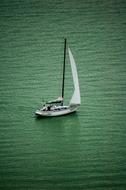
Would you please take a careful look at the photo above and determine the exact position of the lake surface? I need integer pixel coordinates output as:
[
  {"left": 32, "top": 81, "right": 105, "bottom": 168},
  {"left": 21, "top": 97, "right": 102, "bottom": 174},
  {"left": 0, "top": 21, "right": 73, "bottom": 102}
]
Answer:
[{"left": 0, "top": 0, "right": 126, "bottom": 189}]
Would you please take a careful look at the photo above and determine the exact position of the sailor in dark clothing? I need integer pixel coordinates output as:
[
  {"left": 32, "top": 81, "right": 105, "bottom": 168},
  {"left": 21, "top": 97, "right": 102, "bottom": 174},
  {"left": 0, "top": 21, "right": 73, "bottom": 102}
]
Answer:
[{"left": 47, "top": 105, "right": 51, "bottom": 111}]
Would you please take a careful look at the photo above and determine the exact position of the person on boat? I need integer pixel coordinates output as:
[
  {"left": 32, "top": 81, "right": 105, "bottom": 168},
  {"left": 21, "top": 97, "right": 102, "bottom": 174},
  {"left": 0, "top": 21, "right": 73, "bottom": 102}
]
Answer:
[{"left": 47, "top": 105, "right": 51, "bottom": 111}]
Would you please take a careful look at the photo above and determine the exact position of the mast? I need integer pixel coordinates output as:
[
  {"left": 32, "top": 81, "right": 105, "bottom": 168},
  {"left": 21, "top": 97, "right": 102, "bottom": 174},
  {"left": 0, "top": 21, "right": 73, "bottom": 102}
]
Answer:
[{"left": 61, "top": 38, "right": 67, "bottom": 102}]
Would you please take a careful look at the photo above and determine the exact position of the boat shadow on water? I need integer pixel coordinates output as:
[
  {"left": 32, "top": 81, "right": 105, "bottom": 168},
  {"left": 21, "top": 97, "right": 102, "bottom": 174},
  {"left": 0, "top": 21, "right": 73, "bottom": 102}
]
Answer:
[
  {"left": 34, "top": 111, "right": 81, "bottom": 129},
  {"left": 34, "top": 111, "right": 82, "bottom": 150},
  {"left": 34, "top": 112, "right": 82, "bottom": 140}
]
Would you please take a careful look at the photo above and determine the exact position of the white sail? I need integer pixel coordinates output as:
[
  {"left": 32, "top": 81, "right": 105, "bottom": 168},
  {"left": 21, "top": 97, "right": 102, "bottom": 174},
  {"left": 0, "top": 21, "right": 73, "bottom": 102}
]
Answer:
[{"left": 68, "top": 47, "right": 81, "bottom": 105}]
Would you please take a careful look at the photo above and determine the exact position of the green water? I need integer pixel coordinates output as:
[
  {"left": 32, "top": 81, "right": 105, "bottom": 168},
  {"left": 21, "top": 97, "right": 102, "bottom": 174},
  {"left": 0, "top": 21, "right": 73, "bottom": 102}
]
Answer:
[{"left": 0, "top": 0, "right": 126, "bottom": 189}]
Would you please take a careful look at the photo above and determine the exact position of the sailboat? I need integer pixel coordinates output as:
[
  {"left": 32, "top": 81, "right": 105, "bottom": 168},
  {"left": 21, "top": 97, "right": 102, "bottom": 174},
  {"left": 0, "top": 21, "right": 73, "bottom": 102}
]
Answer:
[{"left": 35, "top": 38, "right": 81, "bottom": 117}]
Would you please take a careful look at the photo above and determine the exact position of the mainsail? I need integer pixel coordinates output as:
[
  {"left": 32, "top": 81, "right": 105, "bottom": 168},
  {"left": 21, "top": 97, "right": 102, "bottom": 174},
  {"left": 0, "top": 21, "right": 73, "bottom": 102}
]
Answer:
[{"left": 68, "top": 47, "right": 81, "bottom": 105}]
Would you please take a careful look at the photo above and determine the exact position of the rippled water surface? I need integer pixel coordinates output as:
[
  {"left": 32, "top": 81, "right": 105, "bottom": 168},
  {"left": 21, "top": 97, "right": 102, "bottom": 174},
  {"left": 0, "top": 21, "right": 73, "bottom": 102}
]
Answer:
[{"left": 0, "top": 0, "right": 126, "bottom": 189}]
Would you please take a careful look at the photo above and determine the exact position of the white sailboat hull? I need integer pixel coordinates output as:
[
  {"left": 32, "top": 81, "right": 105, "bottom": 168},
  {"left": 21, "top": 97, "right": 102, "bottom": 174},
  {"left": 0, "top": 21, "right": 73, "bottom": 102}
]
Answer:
[{"left": 35, "top": 105, "right": 78, "bottom": 117}]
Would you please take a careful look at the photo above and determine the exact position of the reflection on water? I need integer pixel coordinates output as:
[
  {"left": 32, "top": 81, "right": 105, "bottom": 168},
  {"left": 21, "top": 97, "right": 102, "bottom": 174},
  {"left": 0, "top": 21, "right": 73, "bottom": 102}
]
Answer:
[{"left": 35, "top": 111, "right": 81, "bottom": 137}]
